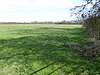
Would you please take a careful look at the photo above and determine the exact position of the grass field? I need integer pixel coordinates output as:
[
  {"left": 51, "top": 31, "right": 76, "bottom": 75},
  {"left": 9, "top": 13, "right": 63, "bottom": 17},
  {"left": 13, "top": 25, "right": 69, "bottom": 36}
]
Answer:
[{"left": 0, "top": 24, "right": 100, "bottom": 75}]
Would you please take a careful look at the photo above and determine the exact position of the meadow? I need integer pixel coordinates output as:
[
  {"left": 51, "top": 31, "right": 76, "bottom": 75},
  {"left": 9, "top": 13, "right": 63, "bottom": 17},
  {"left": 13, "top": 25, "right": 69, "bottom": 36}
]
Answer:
[{"left": 0, "top": 24, "right": 100, "bottom": 75}]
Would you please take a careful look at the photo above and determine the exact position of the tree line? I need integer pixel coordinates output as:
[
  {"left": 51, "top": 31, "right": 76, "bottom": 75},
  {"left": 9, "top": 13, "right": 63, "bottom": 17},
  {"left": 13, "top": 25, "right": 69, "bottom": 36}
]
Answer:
[{"left": 0, "top": 20, "right": 82, "bottom": 24}]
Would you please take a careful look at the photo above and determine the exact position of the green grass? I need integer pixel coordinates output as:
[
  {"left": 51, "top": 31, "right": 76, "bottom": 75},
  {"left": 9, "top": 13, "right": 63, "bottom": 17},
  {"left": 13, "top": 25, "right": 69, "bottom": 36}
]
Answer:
[{"left": 0, "top": 24, "right": 100, "bottom": 75}]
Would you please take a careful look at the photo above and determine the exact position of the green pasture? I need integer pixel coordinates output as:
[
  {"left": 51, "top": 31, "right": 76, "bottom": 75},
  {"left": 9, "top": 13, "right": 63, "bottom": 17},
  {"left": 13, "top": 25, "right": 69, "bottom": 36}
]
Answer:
[{"left": 0, "top": 24, "right": 100, "bottom": 75}]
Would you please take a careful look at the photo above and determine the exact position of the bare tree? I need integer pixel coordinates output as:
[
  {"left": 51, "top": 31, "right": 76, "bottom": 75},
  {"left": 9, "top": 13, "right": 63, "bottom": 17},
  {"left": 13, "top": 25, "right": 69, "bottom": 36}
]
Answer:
[
  {"left": 71, "top": 0, "right": 100, "bottom": 42},
  {"left": 70, "top": 0, "right": 100, "bottom": 59}
]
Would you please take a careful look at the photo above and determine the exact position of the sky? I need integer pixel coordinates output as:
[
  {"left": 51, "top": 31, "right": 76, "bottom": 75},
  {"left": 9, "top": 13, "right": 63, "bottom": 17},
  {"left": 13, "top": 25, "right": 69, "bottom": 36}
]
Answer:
[{"left": 0, "top": 0, "right": 83, "bottom": 22}]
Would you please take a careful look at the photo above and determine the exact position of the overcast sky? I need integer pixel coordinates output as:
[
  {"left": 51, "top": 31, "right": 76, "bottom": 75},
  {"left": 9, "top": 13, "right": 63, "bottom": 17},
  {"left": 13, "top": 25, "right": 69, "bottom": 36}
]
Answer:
[{"left": 0, "top": 0, "right": 83, "bottom": 22}]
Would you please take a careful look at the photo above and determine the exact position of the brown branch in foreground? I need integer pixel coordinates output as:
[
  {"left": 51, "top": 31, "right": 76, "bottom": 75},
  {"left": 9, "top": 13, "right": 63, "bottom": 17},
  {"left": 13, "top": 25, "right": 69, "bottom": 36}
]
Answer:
[
  {"left": 47, "top": 64, "right": 66, "bottom": 75},
  {"left": 29, "top": 62, "right": 56, "bottom": 75}
]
